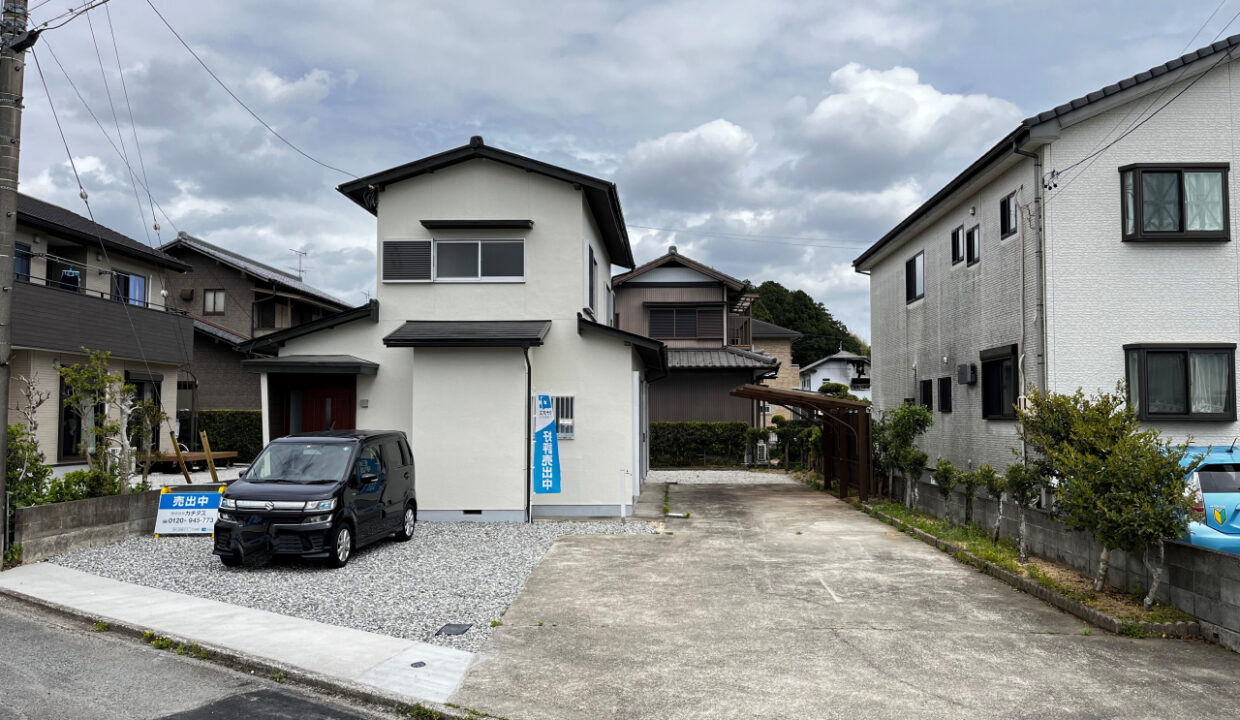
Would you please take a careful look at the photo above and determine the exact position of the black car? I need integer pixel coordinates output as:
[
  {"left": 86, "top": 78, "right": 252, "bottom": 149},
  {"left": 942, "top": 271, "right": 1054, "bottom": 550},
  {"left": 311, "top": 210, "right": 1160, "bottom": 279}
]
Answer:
[{"left": 213, "top": 430, "right": 416, "bottom": 568}]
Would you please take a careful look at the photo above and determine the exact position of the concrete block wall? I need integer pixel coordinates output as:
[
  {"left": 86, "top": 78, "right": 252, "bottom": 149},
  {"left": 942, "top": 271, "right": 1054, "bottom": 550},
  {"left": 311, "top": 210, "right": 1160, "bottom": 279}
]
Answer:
[
  {"left": 11, "top": 485, "right": 225, "bottom": 562},
  {"left": 894, "top": 476, "right": 1240, "bottom": 651}
]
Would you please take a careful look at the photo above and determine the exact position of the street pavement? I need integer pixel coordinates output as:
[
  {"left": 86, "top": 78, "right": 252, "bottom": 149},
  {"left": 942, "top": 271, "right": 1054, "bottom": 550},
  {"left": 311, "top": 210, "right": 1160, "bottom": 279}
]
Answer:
[
  {"left": 452, "top": 481, "right": 1240, "bottom": 719},
  {"left": 0, "top": 598, "right": 393, "bottom": 720}
]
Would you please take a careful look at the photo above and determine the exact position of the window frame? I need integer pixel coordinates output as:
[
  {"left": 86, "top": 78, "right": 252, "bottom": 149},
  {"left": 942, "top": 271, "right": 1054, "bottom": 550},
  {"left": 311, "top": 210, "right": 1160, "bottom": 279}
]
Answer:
[
  {"left": 905, "top": 252, "right": 925, "bottom": 304},
  {"left": 1119, "top": 163, "right": 1230, "bottom": 242},
  {"left": 980, "top": 344, "right": 1018, "bottom": 420},
  {"left": 966, "top": 225, "right": 981, "bottom": 266},
  {"left": 999, "top": 192, "right": 1018, "bottom": 239},
  {"left": 203, "top": 288, "right": 225, "bottom": 316},
  {"left": 381, "top": 239, "right": 433, "bottom": 283},
  {"left": 433, "top": 239, "right": 525, "bottom": 282},
  {"left": 550, "top": 395, "right": 575, "bottom": 439},
  {"left": 918, "top": 378, "right": 933, "bottom": 410},
  {"left": 14, "top": 242, "right": 30, "bottom": 281},
  {"left": 1124, "top": 343, "right": 1236, "bottom": 422},
  {"left": 950, "top": 226, "right": 965, "bottom": 265},
  {"left": 648, "top": 307, "right": 723, "bottom": 340},
  {"left": 937, "top": 376, "right": 953, "bottom": 413}
]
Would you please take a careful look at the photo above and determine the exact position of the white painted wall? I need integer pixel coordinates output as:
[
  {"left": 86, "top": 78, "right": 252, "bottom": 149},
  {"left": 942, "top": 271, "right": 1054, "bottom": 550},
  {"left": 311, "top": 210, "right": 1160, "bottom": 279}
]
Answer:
[
  {"left": 637, "top": 266, "right": 716, "bottom": 284},
  {"left": 801, "top": 359, "right": 872, "bottom": 402}
]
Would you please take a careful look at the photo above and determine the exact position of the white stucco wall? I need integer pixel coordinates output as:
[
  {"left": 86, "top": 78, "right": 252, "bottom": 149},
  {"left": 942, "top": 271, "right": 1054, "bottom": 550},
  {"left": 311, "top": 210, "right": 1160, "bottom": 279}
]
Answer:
[{"left": 801, "top": 360, "right": 872, "bottom": 402}]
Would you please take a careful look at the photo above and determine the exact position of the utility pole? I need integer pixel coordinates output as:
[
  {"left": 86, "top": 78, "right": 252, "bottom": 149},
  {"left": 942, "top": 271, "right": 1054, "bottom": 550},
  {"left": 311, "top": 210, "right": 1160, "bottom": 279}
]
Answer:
[{"left": 0, "top": 0, "right": 32, "bottom": 564}]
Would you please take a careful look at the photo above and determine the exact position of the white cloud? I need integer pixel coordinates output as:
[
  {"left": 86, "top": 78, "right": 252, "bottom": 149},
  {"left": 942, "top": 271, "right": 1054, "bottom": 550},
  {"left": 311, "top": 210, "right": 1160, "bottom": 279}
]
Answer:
[
  {"left": 619, "top": 119, "right": 757, "bottom": 212},
  {"left": 244, "top": 68, "right": 333, "bottom": 104}
]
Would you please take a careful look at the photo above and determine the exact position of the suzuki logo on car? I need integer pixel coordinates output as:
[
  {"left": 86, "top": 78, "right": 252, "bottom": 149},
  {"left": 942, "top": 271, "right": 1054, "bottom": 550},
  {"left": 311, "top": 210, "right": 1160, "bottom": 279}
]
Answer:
[{"left": 264, "top": 501, "right": 274, "bottom": 511}]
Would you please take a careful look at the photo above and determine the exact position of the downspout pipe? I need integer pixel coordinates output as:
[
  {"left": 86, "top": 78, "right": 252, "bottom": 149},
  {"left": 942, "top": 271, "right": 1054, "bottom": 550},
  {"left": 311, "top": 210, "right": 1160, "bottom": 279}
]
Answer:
[
  {"left": 1013, "top": 141, "right": 1047, "bottom": 395},
  {"left": 523, "top": 346, "right": 532, "bottom": 523}
]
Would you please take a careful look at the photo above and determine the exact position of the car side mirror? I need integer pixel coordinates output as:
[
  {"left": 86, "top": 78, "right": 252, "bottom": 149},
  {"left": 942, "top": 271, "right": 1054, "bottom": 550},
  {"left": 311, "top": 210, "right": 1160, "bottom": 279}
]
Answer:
[
  {"left": 360, "top": 472, "right": 380, "bottom": 484},
  {"left": 238, "top": 468, "right": 248, "bottom": 479}
]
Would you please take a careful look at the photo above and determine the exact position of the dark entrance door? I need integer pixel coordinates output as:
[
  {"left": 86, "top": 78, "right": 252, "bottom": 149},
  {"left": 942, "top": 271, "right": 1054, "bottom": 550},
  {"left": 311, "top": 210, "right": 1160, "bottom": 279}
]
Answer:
[{"left": 268, "top": 374, "right": 357, "bottom": 438}]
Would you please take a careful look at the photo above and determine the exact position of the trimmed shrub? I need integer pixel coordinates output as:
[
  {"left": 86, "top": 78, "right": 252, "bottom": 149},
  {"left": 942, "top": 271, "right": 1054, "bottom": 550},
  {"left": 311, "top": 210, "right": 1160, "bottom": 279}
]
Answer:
[
  {"left": 197, "top": 410, "right": 263, "bottom": 462},
  {"left": 43, "top": 468, "right": 123, "bottom": 503},
  {"left": 650, "top": 421, "right": 750, "bottom": 467},
  {"left": 7, "top": 424, "right": 52, "bottom": 508}
]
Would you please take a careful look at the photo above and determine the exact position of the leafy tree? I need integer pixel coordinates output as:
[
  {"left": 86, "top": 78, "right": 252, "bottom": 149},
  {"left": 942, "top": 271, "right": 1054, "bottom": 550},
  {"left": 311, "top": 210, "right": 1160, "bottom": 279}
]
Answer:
[
  {"left": 960, "top": 465, "right": 995, "bottom": 526},
  {"left": 981, "top": 465, "right": 1008, "bottom": 543},
  {"left": 818, "top": 381, "right": 860, "bottom": 401},
  {"left": 750, "top": 280, "right": 867, "bottom": 367},
  {"left": 58, "top": 350, "right": 136, "bottom": 489},
  {"left": 1003, "top": 462, "right": 1045, "bottom": 562},
  {"left": 931, "top": 458, "right": 960, "bottom": 522},
  {"left": 6, "top": 424, "right": 52, "bottom": 508},
  {"left": 872, "top": 404, "right": 932, "bottom": 507}
]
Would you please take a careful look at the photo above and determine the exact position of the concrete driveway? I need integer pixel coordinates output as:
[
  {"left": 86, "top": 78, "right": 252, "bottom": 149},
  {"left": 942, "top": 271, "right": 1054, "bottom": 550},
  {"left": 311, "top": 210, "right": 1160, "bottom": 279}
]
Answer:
[{"left": 453, "top": 480, "right": 1240, "bottom": 719}]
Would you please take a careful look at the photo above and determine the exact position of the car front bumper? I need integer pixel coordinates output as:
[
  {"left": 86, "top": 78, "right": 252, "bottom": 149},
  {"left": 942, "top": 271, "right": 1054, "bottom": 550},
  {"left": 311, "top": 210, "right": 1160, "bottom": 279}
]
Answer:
[{"left": 213, "top": 512, "right": 336, "bottom": 559}]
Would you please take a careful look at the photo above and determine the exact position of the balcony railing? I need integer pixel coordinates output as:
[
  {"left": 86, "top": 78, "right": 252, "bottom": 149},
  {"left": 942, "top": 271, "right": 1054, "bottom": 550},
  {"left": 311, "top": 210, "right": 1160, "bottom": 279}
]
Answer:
[{"left": 727, "top": 313, "right": 751, "bottom": 347}]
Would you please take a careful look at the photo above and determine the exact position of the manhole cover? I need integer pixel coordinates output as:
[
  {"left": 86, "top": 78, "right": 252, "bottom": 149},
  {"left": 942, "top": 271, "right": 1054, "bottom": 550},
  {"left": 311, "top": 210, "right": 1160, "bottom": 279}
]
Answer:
[
  {"left": 437, "top": 623, "right": 471, "bottom": 636},
  {"left": 410, "top": 661, "right": 426, "bottom": 669}
]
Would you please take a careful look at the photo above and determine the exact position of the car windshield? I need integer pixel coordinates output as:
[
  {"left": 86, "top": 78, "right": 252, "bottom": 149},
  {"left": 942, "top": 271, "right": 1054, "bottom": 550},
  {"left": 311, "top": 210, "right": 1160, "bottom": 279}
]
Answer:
[
  {"left": 1195, "top": 464, "right": 1240, "bottom": 494},
  {"left": 247, "top": 442, "right": 354, "bottom": 484}
]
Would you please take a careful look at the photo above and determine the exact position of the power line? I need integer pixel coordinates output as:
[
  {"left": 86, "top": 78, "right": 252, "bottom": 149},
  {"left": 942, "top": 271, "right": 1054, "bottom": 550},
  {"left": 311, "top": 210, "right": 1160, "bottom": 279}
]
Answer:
[
  {"left": 143, "top": 0, "right": 357, "bottom": 179},
  {"left": 30, "top": 0, "right": 110, "bottom": 31},
  {"left": 104, "top": 3, "right": 161, "bottom": 243},
  {"left": 626, "top": 224, "right": 869, "bottom": 249}
]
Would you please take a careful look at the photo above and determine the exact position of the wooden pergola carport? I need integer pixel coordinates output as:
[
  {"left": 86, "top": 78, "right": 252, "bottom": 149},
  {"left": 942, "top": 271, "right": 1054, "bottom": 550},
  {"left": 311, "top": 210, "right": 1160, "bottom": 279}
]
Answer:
[{"left": 730, "top": 384, "right": 872, "bottom": 502}]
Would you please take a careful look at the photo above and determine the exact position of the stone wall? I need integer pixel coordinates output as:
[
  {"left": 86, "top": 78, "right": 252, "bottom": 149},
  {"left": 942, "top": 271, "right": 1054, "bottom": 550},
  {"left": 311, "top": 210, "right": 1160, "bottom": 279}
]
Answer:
[
  {"left": 753, "top": 338, "right": 799, "bottom": 421},
  {"left": 893, "top": 475, "right": 1240, "bottom": 652},
  {"left": 12, "top": 485, "right": 225, "bottom": 562}
]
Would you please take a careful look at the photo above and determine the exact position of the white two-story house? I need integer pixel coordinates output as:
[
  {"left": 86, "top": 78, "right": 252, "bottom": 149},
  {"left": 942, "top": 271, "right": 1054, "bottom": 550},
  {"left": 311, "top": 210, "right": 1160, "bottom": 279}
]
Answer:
[
  {"left": 799, "top": 350, "right": 872, "bottom": 402},
  {"left": 240, "top": 137, "right": 666, "bottom": 521},
  {"left": 855, "top": 34, "right": 1240, "bottom": 471}
]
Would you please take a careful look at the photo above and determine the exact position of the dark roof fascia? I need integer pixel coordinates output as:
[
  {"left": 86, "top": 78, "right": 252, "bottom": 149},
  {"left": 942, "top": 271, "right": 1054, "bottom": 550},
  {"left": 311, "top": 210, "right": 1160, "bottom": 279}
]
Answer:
[
  {"left": 751, "top": 319, "right": 802, "bottom": 340},
  {"left": 338, "top": 139, "right": 634, "bottom": 268},
  {"left": 854, "top": 33, "right": 1240, "bottom": 271},
  {"left": 643, "top": 300, "right": 728, "bottom": 308},
  {"left": 382, "top": 320, "right": 552, "bottom": 348},
  {"left": 238, "top": 300, "right": 379, "bottom": 353},
  {"left": 240, "top": 355, "right": 379, "bottom": 375},
  {"left": 420, "top": 219, "right": 534, "bottom": 230},
  {"left": 576, "top": 313, "right": 668, "bottom": 381},
  {"left": 18, "top": 205, "right": 190, "bottom": 272},
  {"left": 612, "top": 251, "right": 747, "bottom": 292}
]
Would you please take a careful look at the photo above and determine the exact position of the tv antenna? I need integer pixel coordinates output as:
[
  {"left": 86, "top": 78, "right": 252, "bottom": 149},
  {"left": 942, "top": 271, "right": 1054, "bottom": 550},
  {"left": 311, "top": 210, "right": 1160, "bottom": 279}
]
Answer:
[{"left": 288, "top": 248, "right": 307, "bottom": 280}]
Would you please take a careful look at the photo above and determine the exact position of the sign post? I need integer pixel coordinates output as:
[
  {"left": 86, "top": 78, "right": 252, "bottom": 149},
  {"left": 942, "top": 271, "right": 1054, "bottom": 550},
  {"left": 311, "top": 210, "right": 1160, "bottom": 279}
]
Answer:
[{"left": 532, "top": 394, "right": 560, "bottom": 496}]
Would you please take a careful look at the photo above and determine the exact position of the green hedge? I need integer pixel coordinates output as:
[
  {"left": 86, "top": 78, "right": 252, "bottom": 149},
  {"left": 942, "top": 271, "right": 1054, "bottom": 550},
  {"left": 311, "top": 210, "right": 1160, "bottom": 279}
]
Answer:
[
  {"left": 197, "top": 410, "right": 263, "bottom": 462},
  {"left": 650, "top": 421, "right": 750, "bottom": 467}
]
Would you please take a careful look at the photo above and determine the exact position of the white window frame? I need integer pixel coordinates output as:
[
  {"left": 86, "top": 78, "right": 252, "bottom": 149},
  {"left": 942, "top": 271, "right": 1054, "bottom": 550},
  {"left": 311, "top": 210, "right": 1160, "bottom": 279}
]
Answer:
[{"left": 433, "top": 238, "right": 525, "bottom": 283}]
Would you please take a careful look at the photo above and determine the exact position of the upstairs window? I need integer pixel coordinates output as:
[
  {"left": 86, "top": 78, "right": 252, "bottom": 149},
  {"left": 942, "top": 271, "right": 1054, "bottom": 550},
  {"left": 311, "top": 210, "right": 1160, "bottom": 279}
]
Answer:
[
  {"left": 588, "top": 246, "right": 597, "bottom": 313},
  {"left": 918, "top": 379, "right": 933, "bottom": 410},
  {"left": 111, "top": 272, "right": 147, "bottom": 307},
  {"left": 999, "top": 192, "right": 1018, "bottom": 238},
  {"left": 1125, "top": 344, "right": 1235, "bottom": 421},
  {"left": 966, "top": 226, "right": 981, "bottom": 266},
  {"left": 905, "top": 252, "right": 924, "bottom": 303},
  {"left": 203, "top": 288, "right": 225, "bottom": 315},
  {"left": 938, "top": 376, "right": 953, "bottom": 413},
  {"left": 14, "top": 242, "right": 30, "bottom": 280},
  {"left": 649, "top": 307, "right": 723, "bottom": 339},
  {"left": 950, "top": 226, "right": 965, "bottom": 265},
  {"left": 436, "top": 240, "right": 524, "bottom": 281},
  {"left": 1121, "top": 164, "right": 1229, "bottom": 241}
]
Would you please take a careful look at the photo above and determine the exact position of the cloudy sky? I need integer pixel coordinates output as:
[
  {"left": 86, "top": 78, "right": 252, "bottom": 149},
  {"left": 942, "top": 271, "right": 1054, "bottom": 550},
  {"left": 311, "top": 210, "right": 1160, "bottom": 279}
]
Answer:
[{"left": 19, "top": 0, "right": 1240, "bottom": 340}]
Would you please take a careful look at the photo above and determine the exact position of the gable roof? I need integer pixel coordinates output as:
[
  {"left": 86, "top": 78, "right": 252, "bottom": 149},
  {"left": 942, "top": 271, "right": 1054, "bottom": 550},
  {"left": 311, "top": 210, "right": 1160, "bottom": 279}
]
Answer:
[
  {"left": 237, "top": 299, "right": 379, "bottom": 353},
  {"left": 854, "top": 33, "right": 1240, "bottom": 271},
  {"left": 611, "top": 246, "right": 748, "bottom": 292},
  {"left": 338, "top": 136, "right": 634, "bottom": 268},
  {"left": 800, "top": 350, "right": 871, "bottom": 375},
  {"left": 160, "top": 233, "right": 349, "bottom": 310},
  {"left": 18, "top": 194, "right": 189, "bottom": 272},
  {"left": 751, "top": 319, "right": 801, "bottom": 340}
]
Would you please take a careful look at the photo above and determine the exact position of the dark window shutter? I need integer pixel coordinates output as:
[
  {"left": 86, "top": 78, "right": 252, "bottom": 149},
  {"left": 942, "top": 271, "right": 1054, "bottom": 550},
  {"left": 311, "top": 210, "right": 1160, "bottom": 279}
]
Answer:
[
  {"left": 650, "top": 309, "right": 675, "bottom": 337},
  {"left": 674, "top": 308, "right": 698, "bottom": 337},
  {"left": 697, "top": 309, "right": 723, "bottom": 338},
  {"left": 383, "top": 240, "right": 432, "bottom": 281},
  {"left": 938, "top": 376, "right": 952, "bottom": 413}
]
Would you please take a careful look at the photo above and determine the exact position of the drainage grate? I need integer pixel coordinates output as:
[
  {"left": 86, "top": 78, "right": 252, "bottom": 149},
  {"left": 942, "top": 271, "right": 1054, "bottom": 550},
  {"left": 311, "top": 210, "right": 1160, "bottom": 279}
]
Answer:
[
  {"left": 436, "top": 623, "right": 471, "bottom": 636},
  {"left": 410, "top": 661, "right": 427, "bottom": 669}
]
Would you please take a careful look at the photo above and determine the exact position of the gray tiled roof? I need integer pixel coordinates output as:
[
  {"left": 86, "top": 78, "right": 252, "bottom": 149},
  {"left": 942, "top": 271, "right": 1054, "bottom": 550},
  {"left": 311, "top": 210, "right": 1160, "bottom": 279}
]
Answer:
[
  {"left": 668, "top": 347, "right": 779, "bottom": 369},
  {"left": 18, "top": 194, "right": 189, "bottom": 271},
  {"left": 193, "top": 318, "right": 248, "bottom": 346},
  {"left": 161, "top": 233, "right": 349, "bottom": 309},
  {"left": 384, "top": 320, "right": 552, "bottom": 347},
  {"left": 751, "top": 319, "right": 801, "bottom": 339}
]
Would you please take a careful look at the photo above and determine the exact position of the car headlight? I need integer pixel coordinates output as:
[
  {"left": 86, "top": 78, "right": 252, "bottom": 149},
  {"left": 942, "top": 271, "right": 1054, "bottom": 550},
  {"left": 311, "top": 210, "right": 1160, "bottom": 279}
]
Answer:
[
  {"left": 220, "top": 497, "right": 236, "bottom": 510},
  {"left": 218, "top": 512, "right": 237, "bottom": 522},
  {"left": 303, "top": 499, "right": 336, "bottom": 512},
  {"left": 303, "top": 514, "right": 332, "bottom": 524}
]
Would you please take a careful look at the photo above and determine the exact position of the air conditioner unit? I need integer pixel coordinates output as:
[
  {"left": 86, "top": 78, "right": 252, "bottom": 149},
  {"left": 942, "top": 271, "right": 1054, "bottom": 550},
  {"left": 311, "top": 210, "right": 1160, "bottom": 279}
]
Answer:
[{"left": 957, "top": 363, "right": 977, "bottom": 385}]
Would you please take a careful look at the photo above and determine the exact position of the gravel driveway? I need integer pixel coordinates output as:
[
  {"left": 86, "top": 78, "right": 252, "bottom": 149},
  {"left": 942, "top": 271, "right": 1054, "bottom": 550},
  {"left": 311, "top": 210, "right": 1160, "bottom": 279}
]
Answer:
[
  {"left": 648, "top": 469, "right": 800, "bottom": 484},
  {"left": 51, "top": 520, "right": 652, "bottom": 652}
]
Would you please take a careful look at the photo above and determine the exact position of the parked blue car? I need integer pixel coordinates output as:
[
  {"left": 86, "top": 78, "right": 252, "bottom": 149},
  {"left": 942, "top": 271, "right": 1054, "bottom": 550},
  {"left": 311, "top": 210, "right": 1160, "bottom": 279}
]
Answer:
[{"left": 1183, "top": 446, "right": 1240, "bottom": 555}]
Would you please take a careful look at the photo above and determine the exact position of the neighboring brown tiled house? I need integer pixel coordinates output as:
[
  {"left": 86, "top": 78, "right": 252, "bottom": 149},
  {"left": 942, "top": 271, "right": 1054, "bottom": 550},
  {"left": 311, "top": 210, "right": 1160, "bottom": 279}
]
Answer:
[
  {"left": 158, "top": 233, "right": 350, "bottom": 413},
  {"left": 612, "top": 247, "right": 797, "bottom": 426}
]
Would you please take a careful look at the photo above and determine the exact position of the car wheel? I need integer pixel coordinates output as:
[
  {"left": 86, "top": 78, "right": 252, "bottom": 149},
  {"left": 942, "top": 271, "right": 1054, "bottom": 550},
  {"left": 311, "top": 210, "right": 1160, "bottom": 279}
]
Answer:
[
  {"left": 394, "top": 505, "right": 416, "bottom": 541},
  {"left": 327, "top": 524, "right": 353, "bottom": 568},
  {"left": 219, "top": 552, "right": 242, "bottom": 567}
]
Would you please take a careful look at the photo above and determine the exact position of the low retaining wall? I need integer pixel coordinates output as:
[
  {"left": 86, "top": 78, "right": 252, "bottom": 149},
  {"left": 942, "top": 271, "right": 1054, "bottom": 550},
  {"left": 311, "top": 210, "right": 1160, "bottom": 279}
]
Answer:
[
  {"left": 893, "top": 476, "right": 1240, "bottom": 651},
  {"left": 12, "top": 484, "right": 225, "bottom": 563}
]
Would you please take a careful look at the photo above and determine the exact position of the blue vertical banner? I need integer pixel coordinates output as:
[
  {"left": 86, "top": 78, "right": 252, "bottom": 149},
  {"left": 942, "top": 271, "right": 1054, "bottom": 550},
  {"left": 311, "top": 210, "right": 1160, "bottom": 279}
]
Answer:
[{"left": 534, "top": 393, "right": 561, "bottom": 494}]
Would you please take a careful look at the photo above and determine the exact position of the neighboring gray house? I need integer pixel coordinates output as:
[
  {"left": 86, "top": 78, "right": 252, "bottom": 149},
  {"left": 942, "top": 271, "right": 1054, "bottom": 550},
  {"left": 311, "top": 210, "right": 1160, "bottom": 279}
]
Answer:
[
  {"left": 159, "top": 233, "right": 350, "bottom": 413},
  {"left": 855, "top": 34, "right": 1240, "bottom": 471},
  {"left": 800, "top": 350, "right": 872, "bottom": 401}
]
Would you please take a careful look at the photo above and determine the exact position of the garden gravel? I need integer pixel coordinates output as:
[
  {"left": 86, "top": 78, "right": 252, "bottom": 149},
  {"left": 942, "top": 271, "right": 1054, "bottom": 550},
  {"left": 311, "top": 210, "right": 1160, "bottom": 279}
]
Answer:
[
  {"left": 649, "top": 469, "right": 799, "bottom": 485},
  {"left": 50, "top": 520, "right": 652, "bottom": 653}
]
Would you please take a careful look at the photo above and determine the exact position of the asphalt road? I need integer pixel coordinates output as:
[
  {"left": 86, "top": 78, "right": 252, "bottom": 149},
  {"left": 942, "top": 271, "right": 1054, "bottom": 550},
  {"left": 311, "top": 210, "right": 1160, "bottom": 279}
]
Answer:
[{"left": 0, "top": 598, "right": 395, "bottom": 720}]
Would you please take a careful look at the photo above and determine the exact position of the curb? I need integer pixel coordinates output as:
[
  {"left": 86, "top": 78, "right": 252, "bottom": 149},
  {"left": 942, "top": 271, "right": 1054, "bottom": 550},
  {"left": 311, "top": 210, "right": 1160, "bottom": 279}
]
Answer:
[
  {"left": 860, "top": 504, "right": 1202, "bottom": 640},
  {"left": 0, "top": 583, "right": 473, "bottom": 719}
]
